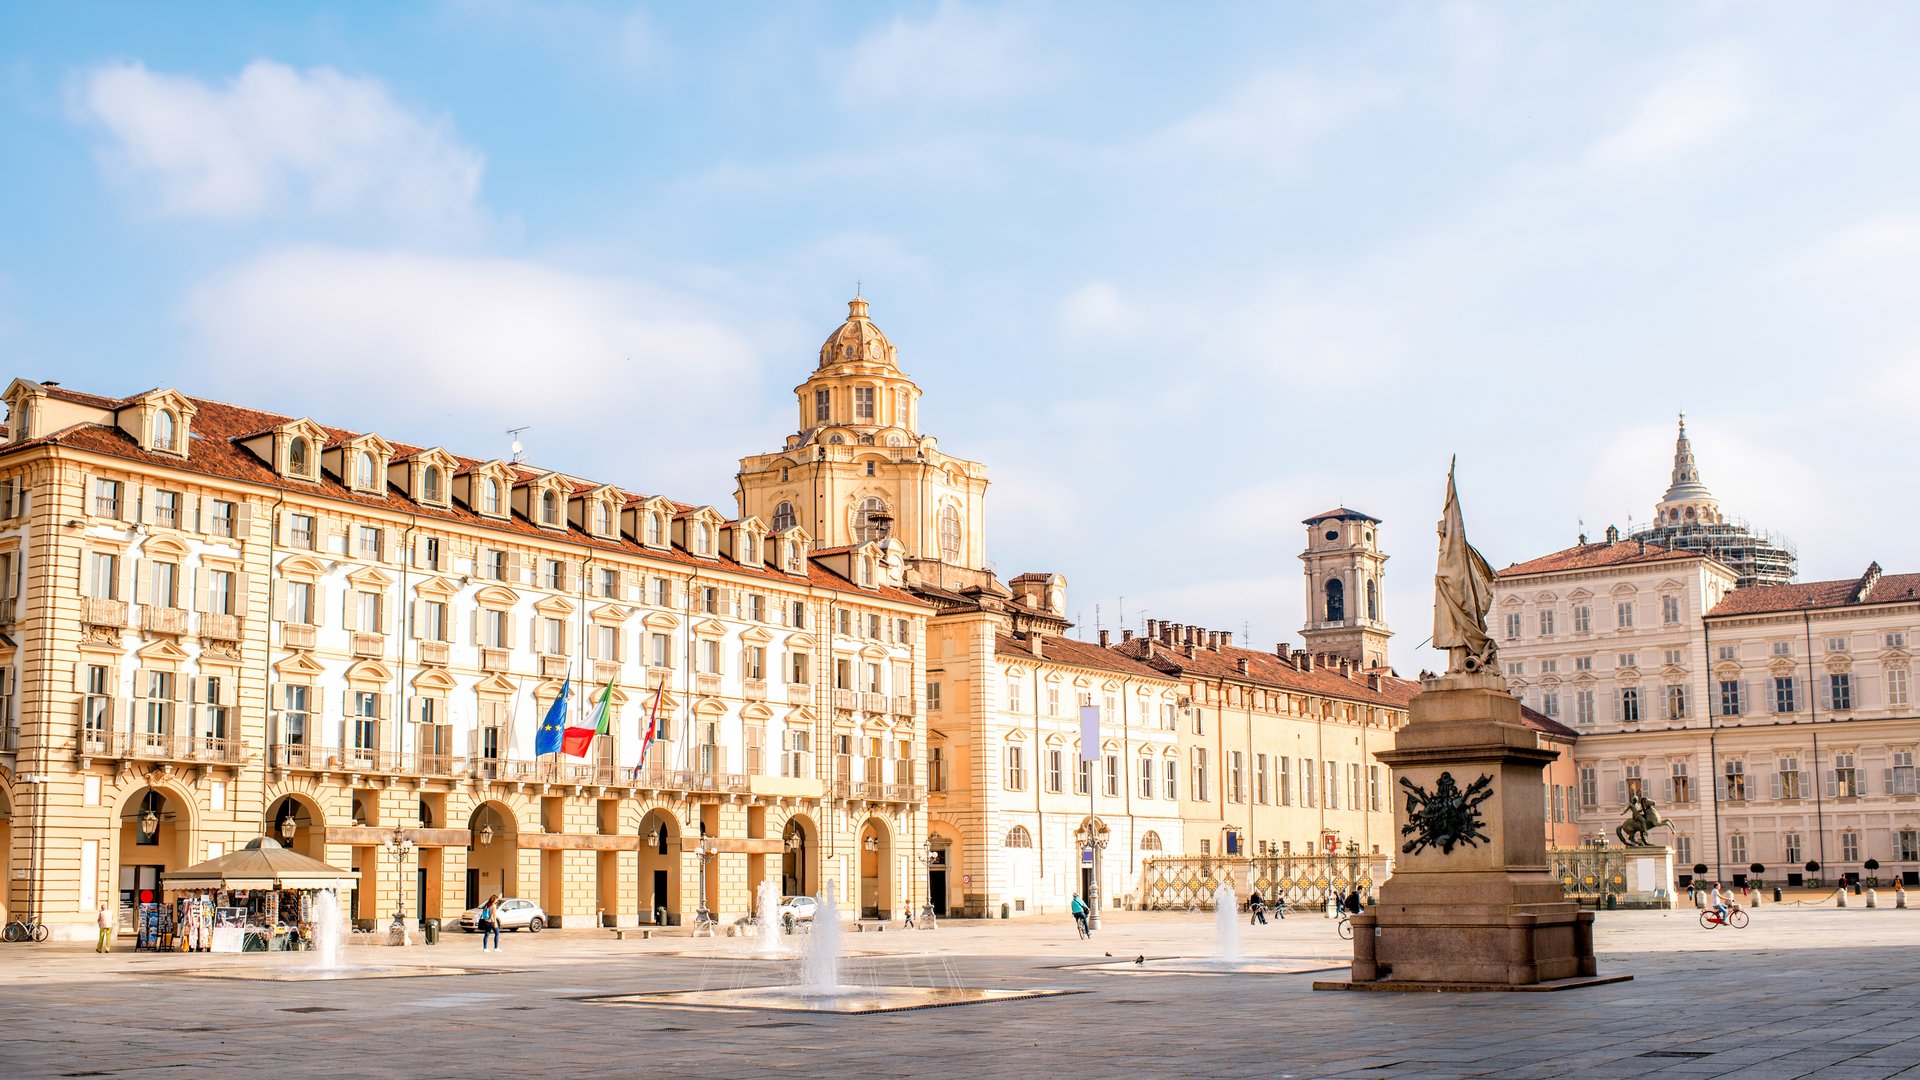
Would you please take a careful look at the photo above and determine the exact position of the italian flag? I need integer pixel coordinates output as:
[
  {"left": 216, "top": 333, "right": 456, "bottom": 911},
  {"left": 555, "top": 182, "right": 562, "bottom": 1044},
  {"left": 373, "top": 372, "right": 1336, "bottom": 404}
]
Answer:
[{"left": 562, "top": 678, "right": 614, "bottom": 758}]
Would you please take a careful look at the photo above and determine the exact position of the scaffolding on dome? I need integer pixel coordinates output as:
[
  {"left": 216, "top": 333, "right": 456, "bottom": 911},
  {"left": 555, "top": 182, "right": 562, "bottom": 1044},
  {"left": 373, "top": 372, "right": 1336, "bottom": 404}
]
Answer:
[{"left": 1629, "top": 517, "right": 1797, "bottom": 588}]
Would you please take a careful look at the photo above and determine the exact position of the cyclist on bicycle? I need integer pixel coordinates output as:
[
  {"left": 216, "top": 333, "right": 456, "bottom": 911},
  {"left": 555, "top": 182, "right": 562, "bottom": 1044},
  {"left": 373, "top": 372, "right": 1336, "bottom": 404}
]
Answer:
[{"left": 1709, "top": 882, "right": 1731, "bottom": 925}]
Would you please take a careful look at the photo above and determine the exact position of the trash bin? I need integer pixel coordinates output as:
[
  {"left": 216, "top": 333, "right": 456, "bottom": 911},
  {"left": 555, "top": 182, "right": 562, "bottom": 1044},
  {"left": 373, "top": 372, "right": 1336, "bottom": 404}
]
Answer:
[
  {"left": 1000, "top": 902, "right": 1011, "bottom": 920},
  {"left": 1773, "top": 887, "right": 1783, "bottom": 903},
  {"left": 423, "top": 918, "right": 440, "bottom": 945}
]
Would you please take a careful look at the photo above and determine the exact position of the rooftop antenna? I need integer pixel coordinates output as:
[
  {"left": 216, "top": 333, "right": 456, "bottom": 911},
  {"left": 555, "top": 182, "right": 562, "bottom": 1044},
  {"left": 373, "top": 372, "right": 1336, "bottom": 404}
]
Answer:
[
  {"left": 507, "top": 426, "right": 530, "bottom": 464},
  {"left": 1094, "top": 603, "right": 1102, "bottom": 634},
  {"left": 1118, "top": 596, "right": 1126, "bottom": 628}
]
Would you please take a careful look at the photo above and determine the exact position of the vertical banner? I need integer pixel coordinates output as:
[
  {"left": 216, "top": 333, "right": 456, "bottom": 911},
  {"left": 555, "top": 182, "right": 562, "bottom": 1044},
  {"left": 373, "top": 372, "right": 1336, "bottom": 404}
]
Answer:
[{"left": 1079, "top": 704, "right": 1100, "bottom": 761}]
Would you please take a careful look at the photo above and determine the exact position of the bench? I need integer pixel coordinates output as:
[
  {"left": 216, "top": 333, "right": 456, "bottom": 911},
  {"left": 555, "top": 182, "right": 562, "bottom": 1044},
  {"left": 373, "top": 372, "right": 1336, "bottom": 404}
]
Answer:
[{"left": 608, "top": 928, "right": 655, "bottom": 941}]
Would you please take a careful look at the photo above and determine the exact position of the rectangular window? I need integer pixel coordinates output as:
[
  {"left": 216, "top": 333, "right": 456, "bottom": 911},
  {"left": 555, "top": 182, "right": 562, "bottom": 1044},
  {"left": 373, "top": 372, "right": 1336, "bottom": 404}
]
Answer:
[
  {"left": 814, "top": 388, "right": 830, "bottom": 423},
  {"left": 481, "top": 609, "right": 508, "bottom": 648},
  {"left": 1890, "top": 750, "right": 1915, "bottom": 796},
  {"left": 289, "top": 514, "right": 315, "bottom": 550},
  {"left": 700, "top": 639, "right": 722, "bottom": 674},
  {"left": 1729, "top": 833, "right": 1748, "bottom": 864},
  {"left": 854, "top": 386, "right": 875, "bottom": 421},
  {"left": 926, "top": 681, "right": 941, "bottom": 711},
  {"left": 1772, "top": 641, "right": 1792, "bottom": 657},
  {"left": 1301, "top": 758, "right": 1315, "bottom": 808},
  {"left": 204, "top": 499, "right": 235, "bottom": 538},
  {"left": 283, "top": 580, "right": 313, "bottom": 625},
  {"left": 480, "top": 549, "right": 505, "bottom": 580},
  {"left": 1719, "top": 680, "right": 1741, "bottom": 716},
  {"left": 1619, "top": 687, "right": 1640, "bottom": 723},
  {"left": 1776, "top": 757, "right": 1804, "bottom": 800},
  {"left": 651, "top": 578, "right": 671, "bottom": 606},
  {"left": 357, "top": 525, "right": 382, "bottom": 561},
  {"left": 1193, "top": 748, "right": 1209, "bottom": 803},
  {"left": 1832, "top": 752, "right": 1860, "bottom": 798},
  {"left": 1104, "top": 754, "right": 1119, "bottom": 797},
  {"left": 1539, "top": 610, "right": 1555, "bottom": 636},
  {"left": 82, "top": 664, "right": 111, "bottom": 740},
  {"left": 1323, "top": 759, "right": 1339, "bottom": 810},
  {"left": 1774, "top": 677, "right": 1797, "bottom": 713},
  {"left": 1074, "top": 755, "right": 1089, "bottom": 796},
  {"left": 1575, "top": 689, "right": 1595, "bottom": 726},
  {"left": 420, "top": 537, "right": 443, "bottom": 572},
  {"left": 1228, "top": 751, "right": 1244, "bottom": 804},
  {"left": 543, "top": 618, "right": 567, "bottom": 655},
  {"left": 596, "top": 625, "right": 620, "bottom": 662},
  {"left": 350, "top": 692, "right": 379, "bottom": 752},
  {"left": 355, "top": 590, "right": 382, "bottom": 633},
  {"left": 1505, "top": 612, "right": 1522, "bottom": 640},
  {"left": 788, "top": 651, "right": 810, "bottom": 684},
  {"left": 748, "top": 594, "right": 765, "bottom": 621},
  {"left": 1841, "top": 831, "right": 1860, "bottom": 862},
  {"left": 1887, "top": 632, "right": 1908, "bottom": 649},
  {"left": 790, "top": 600, "right": 806, "bottom": 627},
  {"left": 1139, "top": 756, "right": 1155, "bottom": 799},
  {"left": 700, "top": 586, "right": 718, "bottom": 613},
  {"left": 1624, "top": 763, "right": 1643, "bottom": 801},
  {"left": 147, "top": 560, "right": 179, "bottom": 608},
  {"left": 743, "top": 645, "right": 765, "bottom": 680},
  {"left": 1575, "top": 656, "right": 1593, "bottom": 672},
  {"left": 1670, "top": 761, "right": 1691, "bottom": 802},
  {"left": 1165, "top": 759, "right": 1177, "bottom": 802},
  {"left": 1003, "top": 745, "right": 1026, "bottom": 790},
  {"left": 93, "top": 478, "right": 122, "bottom": 517},
  {"left": 1046, "top": 684, "right": 1060, "bottom": 716},
  {"left": 1784, "top": 832, "right": 1802, "bottom": 864},
  {"left": 199, "top": 676, "right": 228, "bottom": 741},
  {"left": 1723, "top": 760, "right": 1746, "bottom": 802},
  {"left": 598, "top": 567, "right": 619, "bottom": 598},
  {"left": 1829, "top": 673, "right": 1853, "bottom": 712},
  {"left": 1664, "top": 648, "right": 1684, "bottom": 666},
  {"left": 421, "top": 600, "right": 447, "bottom": 642},
  {"left": 1666, "top": 684, "right": 1688, "bottom": 720},
  {"left": 89, "top": 552, "right": 121, "bottom": 599},
  {"left": 280, "top": 684, "right": 310, "bottom": 744},
  {"left": 866, "top": 613, "right": 881, "bottom": 639},
  {"left": 1900, "top": 830, "right": 1919, "bottom": 863},
  {"left": 1255, "top": 754, "right": 1269, "bottom": 804},
  {"left": 1369, "top": 764, "right": 1382, "bottom": 811},
  {"left": 1889, "top": 666, "right": 1911, "bottom": 707},
  {"left": 1541, "top": 691, "right": 1559, "bottom": 718},
  {"left": 1573, "top": 605, "right": 1591, "bottom": 633},
  {"left": 1828, "top": 636, "right": 1848, "bottom": 654},
  {"left": 1618, "top": 653, "right": 1637, "bottom": 669},
  {"left": 1662, "top": 595, "right": 1681, "bottom": 624},
  {"left": 1579, "top": 765, "right": 1597, "bottom": 808},
  {"left": 1616, "top": 601, "right": 1634, "bottom": 628},
  {"left": 150, "top": 489, "right": 179, "bottom": 528}
]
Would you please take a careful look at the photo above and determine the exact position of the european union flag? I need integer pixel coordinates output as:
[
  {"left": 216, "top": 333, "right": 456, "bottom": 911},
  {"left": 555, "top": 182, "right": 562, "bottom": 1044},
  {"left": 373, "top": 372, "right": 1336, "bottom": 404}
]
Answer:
[{"left": 534, "top": 677, "right": 571, "bottom": 756}]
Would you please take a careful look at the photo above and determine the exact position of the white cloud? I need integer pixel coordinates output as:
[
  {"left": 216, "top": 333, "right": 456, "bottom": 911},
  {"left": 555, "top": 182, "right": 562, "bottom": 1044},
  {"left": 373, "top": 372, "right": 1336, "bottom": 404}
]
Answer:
[
  {"left": 1056, "top": 281, "right": 1139, "bottom": 341},
  {"left": 839, "top": 2, "right": 1041, "bottom": 106},
  {"left": 181, "top": 246, "right": 761, "bottom": 495},
  {"left": 75, "top": 60, "right": 484, "bottom": 226},
  {"left": 1144, "top": 68, "right": 1396, "bottom": 174},
  {"left": 1589, "top": 47, "right": 1753, "bottom": 171}
]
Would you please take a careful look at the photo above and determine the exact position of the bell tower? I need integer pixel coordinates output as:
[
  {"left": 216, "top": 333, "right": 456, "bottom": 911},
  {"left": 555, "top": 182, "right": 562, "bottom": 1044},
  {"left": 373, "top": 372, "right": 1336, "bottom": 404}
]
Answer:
[
  {"left": 1299, "top": 507, "right": 1392, "bottom": 670},
  {"left": 736, "top": 296, "right": 993, "bottom": 590}
]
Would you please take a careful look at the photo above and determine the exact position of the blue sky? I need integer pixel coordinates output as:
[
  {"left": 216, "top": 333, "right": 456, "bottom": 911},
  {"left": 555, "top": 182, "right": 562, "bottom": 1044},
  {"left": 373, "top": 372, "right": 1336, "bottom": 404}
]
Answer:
[{"left": 4, "top": 1, "right": 1918, "bottom": 672}]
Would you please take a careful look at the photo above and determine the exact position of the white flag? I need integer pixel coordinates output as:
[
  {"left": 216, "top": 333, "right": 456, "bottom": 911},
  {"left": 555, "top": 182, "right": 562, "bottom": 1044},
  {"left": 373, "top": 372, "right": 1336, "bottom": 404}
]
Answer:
[{"left": 1079, "top": 705, "right": 1100, "bottom": 762}]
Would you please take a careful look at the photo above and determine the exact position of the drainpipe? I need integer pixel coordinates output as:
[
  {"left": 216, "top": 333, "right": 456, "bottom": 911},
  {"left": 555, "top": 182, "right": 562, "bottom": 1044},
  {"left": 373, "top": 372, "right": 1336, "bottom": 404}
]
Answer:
[
  {"left": 1806, "top": 611, "right": 1826, "bottom": 870},
  {"left": 264, "top": 490, "right": 284, "bottom": 762},
  {"left": 1703, "top": 615, "right": 1721, "bottom": 882},
  {"left": 395, "top": 515, "right": 415, "bottom": 767}
]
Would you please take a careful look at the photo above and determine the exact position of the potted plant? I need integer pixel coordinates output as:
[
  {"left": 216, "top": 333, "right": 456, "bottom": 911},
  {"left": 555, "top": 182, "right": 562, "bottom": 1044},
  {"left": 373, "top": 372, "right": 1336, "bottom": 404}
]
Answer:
[
  {"left": 1865, "top": 858, "right": 1881, "bottom": 888},
  {"left": 1806, "top": 860, "right": 1822, "bottom": 889},
  {"left": 1750, "top": 863, "right": 1765, "bottom": 890},
  {"left": 1693, "top": 863, "right": 1709, "bottom": 880}
]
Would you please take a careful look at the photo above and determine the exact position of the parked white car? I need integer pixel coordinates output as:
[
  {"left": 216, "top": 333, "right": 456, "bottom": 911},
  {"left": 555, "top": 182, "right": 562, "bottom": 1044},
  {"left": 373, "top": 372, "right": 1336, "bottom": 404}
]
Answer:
[
  {"left": 777, "top": 895, "right": 819, "bottom": 923},
  {"left": 459, "top": 897, "right": 547, "bottom": 933}
]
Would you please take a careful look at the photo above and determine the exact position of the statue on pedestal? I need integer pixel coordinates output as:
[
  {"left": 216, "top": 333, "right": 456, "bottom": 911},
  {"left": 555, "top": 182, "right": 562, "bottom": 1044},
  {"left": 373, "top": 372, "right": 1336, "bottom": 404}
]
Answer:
[
  {"left": 1616, "top": 793, "right": 1674, "bottom": 848},
  {"left": 1433, "top": 458, "right": 1499, "bottom": 677}
]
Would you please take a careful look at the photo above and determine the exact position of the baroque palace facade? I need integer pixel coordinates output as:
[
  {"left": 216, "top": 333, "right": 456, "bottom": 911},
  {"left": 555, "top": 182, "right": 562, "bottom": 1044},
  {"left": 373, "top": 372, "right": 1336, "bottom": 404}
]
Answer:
[
  {"left": 2, "top": 294, "right": 1567, "bottom": 935},
  {"left": 1495, "top": 420, "right": 1919, "bottom": 886}
]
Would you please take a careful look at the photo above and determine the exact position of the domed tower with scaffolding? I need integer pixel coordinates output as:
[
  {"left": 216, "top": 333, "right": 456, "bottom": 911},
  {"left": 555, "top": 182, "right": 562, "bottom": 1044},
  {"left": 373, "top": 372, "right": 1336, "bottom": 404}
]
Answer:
[{"left": 1631, "top": 415, "right": 1796, "bottom": 587}]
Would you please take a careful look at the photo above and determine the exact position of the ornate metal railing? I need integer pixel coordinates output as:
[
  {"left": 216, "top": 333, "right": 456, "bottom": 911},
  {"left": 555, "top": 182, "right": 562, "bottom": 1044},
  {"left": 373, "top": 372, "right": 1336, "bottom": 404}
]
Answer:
[
  {"left": 1140, "top": 852, "right": 1388, "bottom": 911},
  {"left": 1549, "top": 843, "right": 1629, "bottom": 904}
]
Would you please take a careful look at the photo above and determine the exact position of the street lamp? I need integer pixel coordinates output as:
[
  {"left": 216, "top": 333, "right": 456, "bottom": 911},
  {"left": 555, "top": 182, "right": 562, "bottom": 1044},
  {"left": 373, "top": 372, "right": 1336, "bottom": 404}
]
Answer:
[
  {"left": 478, "top": 822, "right": 494, "bottom": 846},
  {"left": 1074, "top": 819, "right": 1111, "bottom": 930},
  {"left": 916, "top": 839, "right": 939, "bottom": 925},
  {"left": 277, "top": 809, "right": 297, "bottom": 844},
  {"left": 695, "top": 833, "right": 718, "bottom": 926},
  {"left": 380, "top": 828, "right": 416, "bottom": 942}
]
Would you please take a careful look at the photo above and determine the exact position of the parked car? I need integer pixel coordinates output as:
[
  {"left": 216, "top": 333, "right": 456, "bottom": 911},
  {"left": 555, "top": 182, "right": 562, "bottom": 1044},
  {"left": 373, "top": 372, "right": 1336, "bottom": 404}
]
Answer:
[
  {"left": 778, "top": 895, "right": 819, "bottom": 923},
  {"left": 459, "top": 897, "right": 547, "bottom": 933}
]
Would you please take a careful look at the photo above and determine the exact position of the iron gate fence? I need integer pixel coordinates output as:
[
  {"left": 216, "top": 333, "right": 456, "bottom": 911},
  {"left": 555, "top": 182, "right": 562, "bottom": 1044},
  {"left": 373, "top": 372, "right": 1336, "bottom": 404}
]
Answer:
[{"left": 1140, "top": 851, "right": 1392, "bottom": 911}]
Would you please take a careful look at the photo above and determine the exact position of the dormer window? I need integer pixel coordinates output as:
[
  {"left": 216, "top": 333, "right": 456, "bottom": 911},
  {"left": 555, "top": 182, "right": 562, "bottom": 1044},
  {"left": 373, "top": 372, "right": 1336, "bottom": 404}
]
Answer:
[
  {"left": 354, "top": 451, "right": 377, "bottom": 491},
  {"left": 645, "top": 512, "right": 663, "bottom": 546},
  {"left": 695, "top": 522, "right": 712, "bottom": 555},
  {"left": 288, "top": 437, "right": 311, "bottom": 477},
  {"left": 481, "top": 478, "right": 501, "bottom": 515},
  {"left": 860, "top": 558, "right": 873, "bottom": 586},
  {"left": 154, "top": 410, "right": 177, "bottom": 452},
  {"left": 423, "top": 466, "right": 443, "bottom": 503},
  {"left": 594, "top": 501, "right": 613, "bottom": 536},
  {"left": 13, "top": 400, "right": 31, "bottom": 441},
  {"left": 540, "top": 490, "right": 559, "bottom": 526},
  {"left": 784, "top": 541, "right": 800, "bottom": 573}
]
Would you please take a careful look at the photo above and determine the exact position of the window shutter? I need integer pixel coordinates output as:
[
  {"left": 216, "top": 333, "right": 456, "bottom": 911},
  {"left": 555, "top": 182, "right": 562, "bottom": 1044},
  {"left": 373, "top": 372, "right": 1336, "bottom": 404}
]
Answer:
[
  {"left": 132, "top": 559, "right": 151, "bottom": 605},
  {"left": 74, "top": 664, "right": 94, "bottom": 694},
  {"left": 232, "top": 501, "right": 252, "bottom": 539},
  {"left": 181, "top": 493, "right": 200, "bottom": 533},
  {"left": 234, "top": 572, "right": 252, "bottom": 615},
  {"left": 1751, "top": 767, "right": 1768, "bottom": 801},
  {"left": 383, "top": 528, "right": 399, "bottom": 564},
  {"left": 1714, "top": 773, "right": 1725, "bottom": 800},
  {"left": 1770, "top": 773, "right": 1782, "bottom": 800},
  {"left": 276, "top": 512, "right": 291, "bottom": 546},
  {"left": 1825, "top": 769, "right": 1838, "bottom": 798},
  {"left": 408, "top": 601, "right": 423, "bottom": 640},
  {"left": 220, "top": 678, "right": 236, "bottom": 707},
  {"left": 311, "top": 686, "right": 326, "bottom": 717},
  {"left": 1615, "top": 778, "right": 1626, "bottom": 804},
  {"left": 169, "top": 672, "right": 185, "bottom": 702},
  {"left": 1818, "top": 678, "right": 1832, "bottom": 711},
  {"left": 1661, "top": 776, "right": 1673, "bottom": 802},
  {"left": 1886, "top": 769, "right": 1896, "bottom": 795},
  {"left": 587, "top": 626, "right": 599, "bottom": 660},
  {"left": 507, "top": 552, "right": 525, "bottom": 584},
  {"left": 0, "top": 478, "right": 16, "bottom": 519},
  {"left": 380, "top": 592, "right": 395, "bottom": 636},
  {"left": 78, "top": 552, "right": 95, "bottom": 598},
  {"left": 120, "top": 557, "right": 136, "bottom": 605}
]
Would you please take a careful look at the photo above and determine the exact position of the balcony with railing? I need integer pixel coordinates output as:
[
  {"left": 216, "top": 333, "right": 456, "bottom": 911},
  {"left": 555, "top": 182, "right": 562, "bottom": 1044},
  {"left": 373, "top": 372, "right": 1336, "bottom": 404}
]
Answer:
[
  {"left": 199, "top": 612, "right": 243, "bottom": 642},
  {"left": 594, "top": 661, "right": 621, "bottom": 684},
  {"left": 418, "top": 640, "right": 451, "bottom": 666},
  {"left": 539, "top": 654, "right": 570, "bottom": 678},
  {"left": 787, "top": 682, "right": 813, "bottom": 705},
  {"left": 833, "top": 688, "right": 856, "bottom": 710},
  {"left": 744, "top": 678, "right": 768, "bottom": 701},
  {"left": 282, "top": 623, "right": 317, "bottom": 650},
  {"left": 481, "top": 647, "right": 512, "bottom": 673},
  {"left": 0, "top": 597, "right": 15, "bottom": 624},
  {"left": 141, "top": 606, "right": 190, "bottom": 635},
  {"left": 93, "top": 729, "right": 247, "bottom": 766},
  {"left": 891, "top": 694, "right": 916, "bottom": 716},
  {"left": 83, "top": 599, "right": 129, "bottom": 628},
  {"left": 860, "top": 691, "right": 887, "bottom": 713},
  {"left": 350, "top": 632, "right": 385, "bottom": 658},
  {"left": 695, "top": 673, "right": 723, "bottom": 696}
]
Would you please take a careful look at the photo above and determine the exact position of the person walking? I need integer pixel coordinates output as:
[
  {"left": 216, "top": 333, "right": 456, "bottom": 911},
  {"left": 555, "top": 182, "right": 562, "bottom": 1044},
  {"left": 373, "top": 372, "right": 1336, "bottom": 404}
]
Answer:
[
  {"left": 1248, "top": 888, "right": 1268, "bottom": 926},
  {"left": 478, "top": 894, "right": 501, "bottom": 952},
  {"left": 96, "top": 903, "right": 114, "bottom": 954},
  {"left": 1069, "top": 893, "right": 1090, "bottom": 939}
]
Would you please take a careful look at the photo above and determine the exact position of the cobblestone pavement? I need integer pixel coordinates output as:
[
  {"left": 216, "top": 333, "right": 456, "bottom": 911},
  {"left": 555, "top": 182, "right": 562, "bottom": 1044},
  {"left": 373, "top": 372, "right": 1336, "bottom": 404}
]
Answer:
[{"left": 3, "top": 903, "right": 1918, "bottom": 1079}]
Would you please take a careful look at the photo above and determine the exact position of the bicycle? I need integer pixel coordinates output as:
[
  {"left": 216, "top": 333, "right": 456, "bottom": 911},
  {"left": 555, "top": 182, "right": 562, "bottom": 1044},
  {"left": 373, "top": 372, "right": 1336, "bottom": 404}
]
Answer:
[
  {"left": 3, "top": 917, "right": 49, "bottom": 943},
  {"left": 1336, "top": 914, "right": 1354, "bottom": 940},
  {"left": 1699, "top": 903, "right": 1749, "bottom": 929}
]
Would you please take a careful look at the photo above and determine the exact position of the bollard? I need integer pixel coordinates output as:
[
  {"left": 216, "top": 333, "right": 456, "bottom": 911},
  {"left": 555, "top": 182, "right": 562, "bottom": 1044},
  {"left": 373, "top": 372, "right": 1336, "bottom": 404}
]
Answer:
[
  {"left": 1838, "top": 889, "right": 1848, "bottom": 908},
  {"left": 1899, "top": 891, "right": 1908, "bottom": 910},
  {"left": 1867, "top": 889, "right": 1878, "bottom": 909},
  {"left": 1774, "top": 887, "right": 1783, "bottom": 903},
  {"left": 1854, "top": 882, "right": 1864, "bottom": 896}
]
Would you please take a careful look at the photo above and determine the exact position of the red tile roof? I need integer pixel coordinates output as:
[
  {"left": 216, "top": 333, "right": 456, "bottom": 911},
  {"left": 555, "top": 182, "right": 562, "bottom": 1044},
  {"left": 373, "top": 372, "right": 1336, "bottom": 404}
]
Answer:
[
  {"left": 994, "top": 633, "right": 1174, "bottom": 680},
  {"left": 1709, "top": 564, "right": 1920, "bottom": 617},
  {"left": 1497, "top": 539, "right": 1707, "bottom": 578},
  {"left": 1518, "top": 704, "right": 1578, "bottom": 740},
  {"left": 1303, "top": 506, "right": 1379, "bottom": 525},
  {"left": 1108, "top": 637, "right": 1419, "bottom": 709},
  {"left": 3, "top": 384, "right": 925, "bottom": 607}
]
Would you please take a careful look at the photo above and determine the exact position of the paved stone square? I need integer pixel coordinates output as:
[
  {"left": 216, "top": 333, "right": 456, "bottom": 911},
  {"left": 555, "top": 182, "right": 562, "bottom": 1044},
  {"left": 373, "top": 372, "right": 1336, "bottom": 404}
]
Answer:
[{"left": 3, "top": 904, "right": 1918, "bottom": 1079}]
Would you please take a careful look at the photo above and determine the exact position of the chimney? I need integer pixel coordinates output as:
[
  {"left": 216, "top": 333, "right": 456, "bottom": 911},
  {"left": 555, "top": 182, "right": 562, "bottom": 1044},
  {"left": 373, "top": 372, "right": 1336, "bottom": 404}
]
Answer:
[
  {"left": 1302, "top": 652, "right": 1314, "bottom": 672},
  {"left": 1145, "top": 618, "right": 1158, "bottom": 638},
  {"left": 1367, "top": 672, "right": 1382, "bottom": 691},
  {"left": 1031, "top": 631, "right": 1044, "bottom": 660},
  {"left": 1236, "top": 658, "right": 1250, "bottom": 675},
  {"left": 1275, "top": 643, "right": 1290, "bottom": 661},
  {"left": 1120, "top": 629, "right": 1134, "bottom": 643},
  {"left": 1207, "top": 631, "right": 1221, "bottom": 651},
  {"left": 1183, "top": 643, "right": 1197, "bottom": 659},
  {"left": 1221, "top": 631, "right": 1233, "bottom": 648},
  {"left": 1605, "top": 524, "right": 1619, "bottom": 544},
  {"left": 1098, "top": 630, "right": 1111, "bottom": 647}
]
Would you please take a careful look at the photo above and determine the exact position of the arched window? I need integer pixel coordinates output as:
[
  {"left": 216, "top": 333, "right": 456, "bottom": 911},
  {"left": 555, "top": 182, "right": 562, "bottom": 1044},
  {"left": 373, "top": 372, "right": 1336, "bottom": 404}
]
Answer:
[
  {"left": 939, "top": 505, "right": 961, "bottom": 562},
  {"left": 594, "top": 502, "right": 612, "bottom": 535},
  {"left": 287, "top": 436, "right": 310, "bottom": 476},
  {"left": 422, "top": 465, "right": 442, "bottom": 502},
  {"left": 1366, "top": 578, "right": 1378, "bottom": 622},
  {"left": 1325, "top": 578, "right": 1345, "bottom": 622},
  {"left": 854, "top": 497, "right": 890, "bottom": 543},
  {"left": 772, "top": 500, "right": 796, "bottom": 532},
  {"left": 154, "top": 410, "right": 176, "bottom": 451},
  {"left": 645, "top": 512, "right": 663, "bottom": 546},
  {"left": 355, "top": 451, "right": 376, "bottom": 490},
  {"left": 540, "top": 490, "right": 558, "bottom": 525},
  {"left": 1004, "top": 825, "right": 1033, "bottom": 849},
  {"left": 1141, "top": 830, "right": 1163, "bottom": 852},
  {"left": 895, "top": 387, "right": 909, "bottom": 428},
  {"left": 14, "top": 400, "right": 32, "bottom": 440},
  {"left": 828, "top": 433, "right": 845, "bottom": 445},
  {"left": 481, "top": 477, "right": 501, "bottom": 515}
]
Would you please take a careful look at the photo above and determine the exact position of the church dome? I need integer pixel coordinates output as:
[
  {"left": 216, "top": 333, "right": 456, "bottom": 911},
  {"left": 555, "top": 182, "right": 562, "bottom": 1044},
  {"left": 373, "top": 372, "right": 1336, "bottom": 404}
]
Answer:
[{"left": 818, "top": 296, "right": 898, "bottom": 369}]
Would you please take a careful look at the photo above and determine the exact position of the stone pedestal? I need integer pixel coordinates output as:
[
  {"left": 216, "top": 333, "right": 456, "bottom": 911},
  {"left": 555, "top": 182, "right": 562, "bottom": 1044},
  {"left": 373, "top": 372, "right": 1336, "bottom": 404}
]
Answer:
[{"left": 1344, "top": 677, "right": 1604, "bottom": 989}]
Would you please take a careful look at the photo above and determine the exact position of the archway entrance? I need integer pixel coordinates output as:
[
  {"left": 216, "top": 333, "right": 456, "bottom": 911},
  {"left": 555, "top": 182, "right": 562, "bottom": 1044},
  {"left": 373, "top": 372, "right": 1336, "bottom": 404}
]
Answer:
[
  {"left": 264, "top": 795, "right": 326, "bottom": 862},
  {"left": 926, "top": 822, "right": 961, "bottom": 918},
  {"left": 466, "top": 803, "right": 518, "bottom": 911},
  {"left": 858, "top": 816, "right": 894, "bottom": 920},
  {"left": 118, "top": 788, "right": 191, "bottom": 935},
  {"left": 781, "top": 814, "right": 818, "bottom": 898},
  {"left": 637, "top": 808, "right": 681, "bottom": 925}
]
